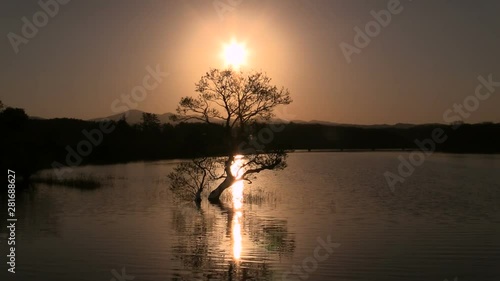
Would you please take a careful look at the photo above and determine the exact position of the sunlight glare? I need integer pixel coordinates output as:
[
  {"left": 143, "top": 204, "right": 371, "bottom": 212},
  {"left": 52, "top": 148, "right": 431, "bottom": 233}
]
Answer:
[
  {"left": 230, "top": 155, "right": 245, "bottom": 210},
  {"left": 222, "top": 40, "right": 248, "bottom": 69},
  {"left": 232, "top": 210, "right": 243, "bottom": 260},
  {"left": 231, "top": 155, "right": 245, "bottom": 180},
  {"left": 230, "top": 155, "right": 245, "bottom": 261}
]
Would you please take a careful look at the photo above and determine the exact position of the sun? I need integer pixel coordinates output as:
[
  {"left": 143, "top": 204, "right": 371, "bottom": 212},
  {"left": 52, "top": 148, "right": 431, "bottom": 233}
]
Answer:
[{"left": 222, "top": 40, "right": 248, "bottom": 69}]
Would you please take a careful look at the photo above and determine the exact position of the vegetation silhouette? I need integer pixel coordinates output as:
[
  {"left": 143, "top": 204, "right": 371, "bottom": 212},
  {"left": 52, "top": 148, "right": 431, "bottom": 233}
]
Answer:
[
  {"left": 168, "top": 157, "right": 223, "bottom": 202},
  {"left": 169, "top": 68, "right": 293, "bottom": 203},
  {"left": 1, "top": 99, "right": 499, "bottom": 189}
]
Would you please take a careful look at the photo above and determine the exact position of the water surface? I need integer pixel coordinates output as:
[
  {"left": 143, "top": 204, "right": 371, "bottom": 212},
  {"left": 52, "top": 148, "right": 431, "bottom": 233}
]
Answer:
[{"left": 1, "top": 152, "right": 500, "bottom": 281}]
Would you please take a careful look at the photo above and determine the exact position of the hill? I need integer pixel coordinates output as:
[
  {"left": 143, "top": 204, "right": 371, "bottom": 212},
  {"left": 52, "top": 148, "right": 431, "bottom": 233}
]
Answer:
[{"left": 90, "top": 110, "right": 418, "bottom": 128}]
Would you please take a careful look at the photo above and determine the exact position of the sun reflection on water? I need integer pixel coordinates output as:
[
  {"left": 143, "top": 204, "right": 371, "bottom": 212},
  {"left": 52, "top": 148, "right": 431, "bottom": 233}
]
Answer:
[
  {"left": 232, "top": 210, "right": 243, "bottom": 260},
  {"left": 230, "top": 155, "right": 245, "bottom": 261},
  {"left": 231, "top": 155, "right": 245, "bottom": 210}
]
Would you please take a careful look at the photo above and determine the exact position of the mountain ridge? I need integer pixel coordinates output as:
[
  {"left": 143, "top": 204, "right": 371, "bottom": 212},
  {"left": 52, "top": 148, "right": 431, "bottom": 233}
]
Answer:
[
  {"left": 29, "top": 109, "right": 490, "bottom": 128},
  {"left": 87, "top": 109, "right": 421, "bottom": 128}
]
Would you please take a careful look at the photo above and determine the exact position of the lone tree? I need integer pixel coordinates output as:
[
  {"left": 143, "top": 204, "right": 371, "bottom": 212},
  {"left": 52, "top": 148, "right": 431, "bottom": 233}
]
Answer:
[{"left": 170, "top": 68, "right": 292, "bottom": 202}]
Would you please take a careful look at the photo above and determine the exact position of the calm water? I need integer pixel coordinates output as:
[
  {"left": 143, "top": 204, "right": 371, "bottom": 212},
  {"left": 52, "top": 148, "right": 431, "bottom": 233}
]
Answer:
[{"left": 1, "top": 152, "right": 500, "bottom": 281}]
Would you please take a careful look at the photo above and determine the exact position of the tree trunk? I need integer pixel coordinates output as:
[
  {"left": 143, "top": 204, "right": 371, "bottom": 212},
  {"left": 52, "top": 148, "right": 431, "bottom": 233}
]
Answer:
[
  {"left": 208, "top": 175, "right": 235, "bottom": 203},
  {"left": 195, "top": 188, "right": 203, "bottom": 203}
]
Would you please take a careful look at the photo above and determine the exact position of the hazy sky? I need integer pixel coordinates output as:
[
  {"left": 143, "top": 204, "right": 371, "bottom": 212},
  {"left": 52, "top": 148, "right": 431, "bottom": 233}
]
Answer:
[{"left": 1, "top": 0, "right": 499, "bottom": 124}]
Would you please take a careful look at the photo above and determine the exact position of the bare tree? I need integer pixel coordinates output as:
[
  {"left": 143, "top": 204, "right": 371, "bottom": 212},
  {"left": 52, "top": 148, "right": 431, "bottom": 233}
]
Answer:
[
  {"left": 168, "top": 157, "right": 224, "bottom": 202},
  {"left": 171, "top": 68, "right": 292, "bottom": 202}
]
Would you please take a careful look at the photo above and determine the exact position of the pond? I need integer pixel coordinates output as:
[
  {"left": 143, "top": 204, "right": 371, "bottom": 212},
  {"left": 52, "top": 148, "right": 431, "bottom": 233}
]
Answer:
[{"left": 1, "top": 152, "right": 500, "bottom": 281}]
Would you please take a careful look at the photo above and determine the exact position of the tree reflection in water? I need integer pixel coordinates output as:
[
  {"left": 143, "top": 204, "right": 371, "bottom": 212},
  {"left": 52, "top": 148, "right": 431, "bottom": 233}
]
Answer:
[{"left": 170, "top": 194, "right": 295, "bottom": 280}]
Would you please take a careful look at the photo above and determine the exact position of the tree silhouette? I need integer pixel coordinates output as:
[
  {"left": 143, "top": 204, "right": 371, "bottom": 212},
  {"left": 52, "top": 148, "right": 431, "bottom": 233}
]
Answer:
[
  {"left": 140, "top": 112, "right": 161, "bottom": 132},
  {"left": 171, "top": 68, "right": 292, "bottom": 202},
  {"left": 168, "top": 157, "right": 224, "bottom": 202},
  {"left": 0, "top": 107, "right": 28, "bottom": 129}
]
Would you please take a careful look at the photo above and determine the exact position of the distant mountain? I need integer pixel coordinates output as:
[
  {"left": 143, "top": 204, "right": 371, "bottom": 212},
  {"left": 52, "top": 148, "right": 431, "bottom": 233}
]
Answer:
[
  {"left": 90, "top": 110, "right": 222, "bottom": 125},
  {"left": 306, "top": 120, "right": 339, "bottom": 126},
  {"left": 29, "top": 116, "right": 46, "bottom": 120},
  {"left": 90, "top": 110, "right": 178, "bottom": 125},
  {"left": 91, "top": 110, "right": 140, "bottom": 124},
  {"left": 89, "top": 110, "right": 421, "bottom": 128},
  {"left": 294, "top": 120, "right": 416, "bottom": 129}
]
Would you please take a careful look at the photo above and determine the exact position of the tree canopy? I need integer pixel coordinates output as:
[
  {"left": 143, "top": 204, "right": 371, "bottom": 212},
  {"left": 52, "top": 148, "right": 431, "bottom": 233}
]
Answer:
[
  {"left": 170, "top": 68, "right": 293, "bottom": 202},
  {"left": 140, "top": 112, "right": 161, "bottom": 132}
]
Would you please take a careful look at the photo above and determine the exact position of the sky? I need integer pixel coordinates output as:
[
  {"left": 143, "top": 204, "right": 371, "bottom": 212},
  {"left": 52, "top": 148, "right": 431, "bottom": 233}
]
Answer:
[{"left": 1, "top": 0, "right": 499, "bottom": 125}]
